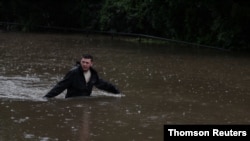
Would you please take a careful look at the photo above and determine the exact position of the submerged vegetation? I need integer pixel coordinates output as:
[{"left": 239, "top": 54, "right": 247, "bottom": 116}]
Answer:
[{"left": 0, "top": 0, "right": 249, "bottom": 50}]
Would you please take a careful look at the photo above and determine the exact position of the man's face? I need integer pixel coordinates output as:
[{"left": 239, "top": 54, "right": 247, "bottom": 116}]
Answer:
[{"left": 81, "top": 58, "right": 93, "bottom": 72}]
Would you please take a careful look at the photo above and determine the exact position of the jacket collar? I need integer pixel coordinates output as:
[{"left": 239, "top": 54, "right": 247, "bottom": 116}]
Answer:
[{"left": 78, "top": 65, "right": 97, "bottom": 75}]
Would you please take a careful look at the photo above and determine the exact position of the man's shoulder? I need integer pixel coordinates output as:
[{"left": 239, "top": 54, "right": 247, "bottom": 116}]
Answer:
[{"left": 69, "top": 65, "right": 81, "bottom": 73}]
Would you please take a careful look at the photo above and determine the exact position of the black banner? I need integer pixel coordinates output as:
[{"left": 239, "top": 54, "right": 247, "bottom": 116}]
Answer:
[{"left": 164, "top": 125, "right": 250, "bottom": 140}]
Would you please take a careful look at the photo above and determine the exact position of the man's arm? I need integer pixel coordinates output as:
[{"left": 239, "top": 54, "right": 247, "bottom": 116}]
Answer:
[
  {"left": 95, "top": 78, "right": 120, "bottom": 94},
  {"left": 44, "top": 71, "right": 73, "bottom": 98}
]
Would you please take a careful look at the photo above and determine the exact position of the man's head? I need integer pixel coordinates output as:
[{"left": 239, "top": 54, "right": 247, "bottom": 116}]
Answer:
[{"left": 80, "top": 54, "right": 93, "bottom": 72}]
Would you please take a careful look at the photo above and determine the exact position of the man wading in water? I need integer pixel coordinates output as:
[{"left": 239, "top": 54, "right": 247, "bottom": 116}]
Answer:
[{"left": 44, "top": 54, "right": 120, "bottom": 98}]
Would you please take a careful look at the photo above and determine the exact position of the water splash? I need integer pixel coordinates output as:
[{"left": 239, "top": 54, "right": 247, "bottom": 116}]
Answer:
[
  {"left": 92, "top": 90, "right": 125, "bottom": 98},
  {"left": 0, "top": 76, "right": 48, "bottom": 101},
  {"left": 0, "top": 76, "right": 125, "bottom": 101}
]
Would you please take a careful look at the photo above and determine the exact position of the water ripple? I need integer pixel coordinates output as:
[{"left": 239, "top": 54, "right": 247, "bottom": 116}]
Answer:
[{"left": 0, "top": 75, "right": 48, "bottom": 101}]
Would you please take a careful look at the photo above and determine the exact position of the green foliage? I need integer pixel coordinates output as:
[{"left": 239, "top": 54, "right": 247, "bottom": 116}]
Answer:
[{"left": 0, "top": 0, "right": 249, "bottom": 50}]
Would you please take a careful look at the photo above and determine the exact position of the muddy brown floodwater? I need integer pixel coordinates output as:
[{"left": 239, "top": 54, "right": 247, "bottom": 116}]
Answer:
[{"left": 0, "top": 32, "right": 249, "bottom": 141}]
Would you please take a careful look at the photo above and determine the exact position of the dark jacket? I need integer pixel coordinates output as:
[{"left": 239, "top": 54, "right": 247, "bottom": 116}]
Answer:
[{"left": 44, "top": 65, "right": 120, "bottom": 98}]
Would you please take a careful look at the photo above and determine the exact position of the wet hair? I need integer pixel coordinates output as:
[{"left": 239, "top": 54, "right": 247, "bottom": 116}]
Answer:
[
  {"left": 82, "top": 54, "right": 93, "bottom": 61},
  {"left": 75, "top": 54, "right": 93, "bottom": 65}
]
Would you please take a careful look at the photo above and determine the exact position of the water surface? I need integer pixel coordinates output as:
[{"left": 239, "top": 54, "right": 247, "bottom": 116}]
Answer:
[{"left": 0, "top": 32, "right": 250, "bottom": 141}]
